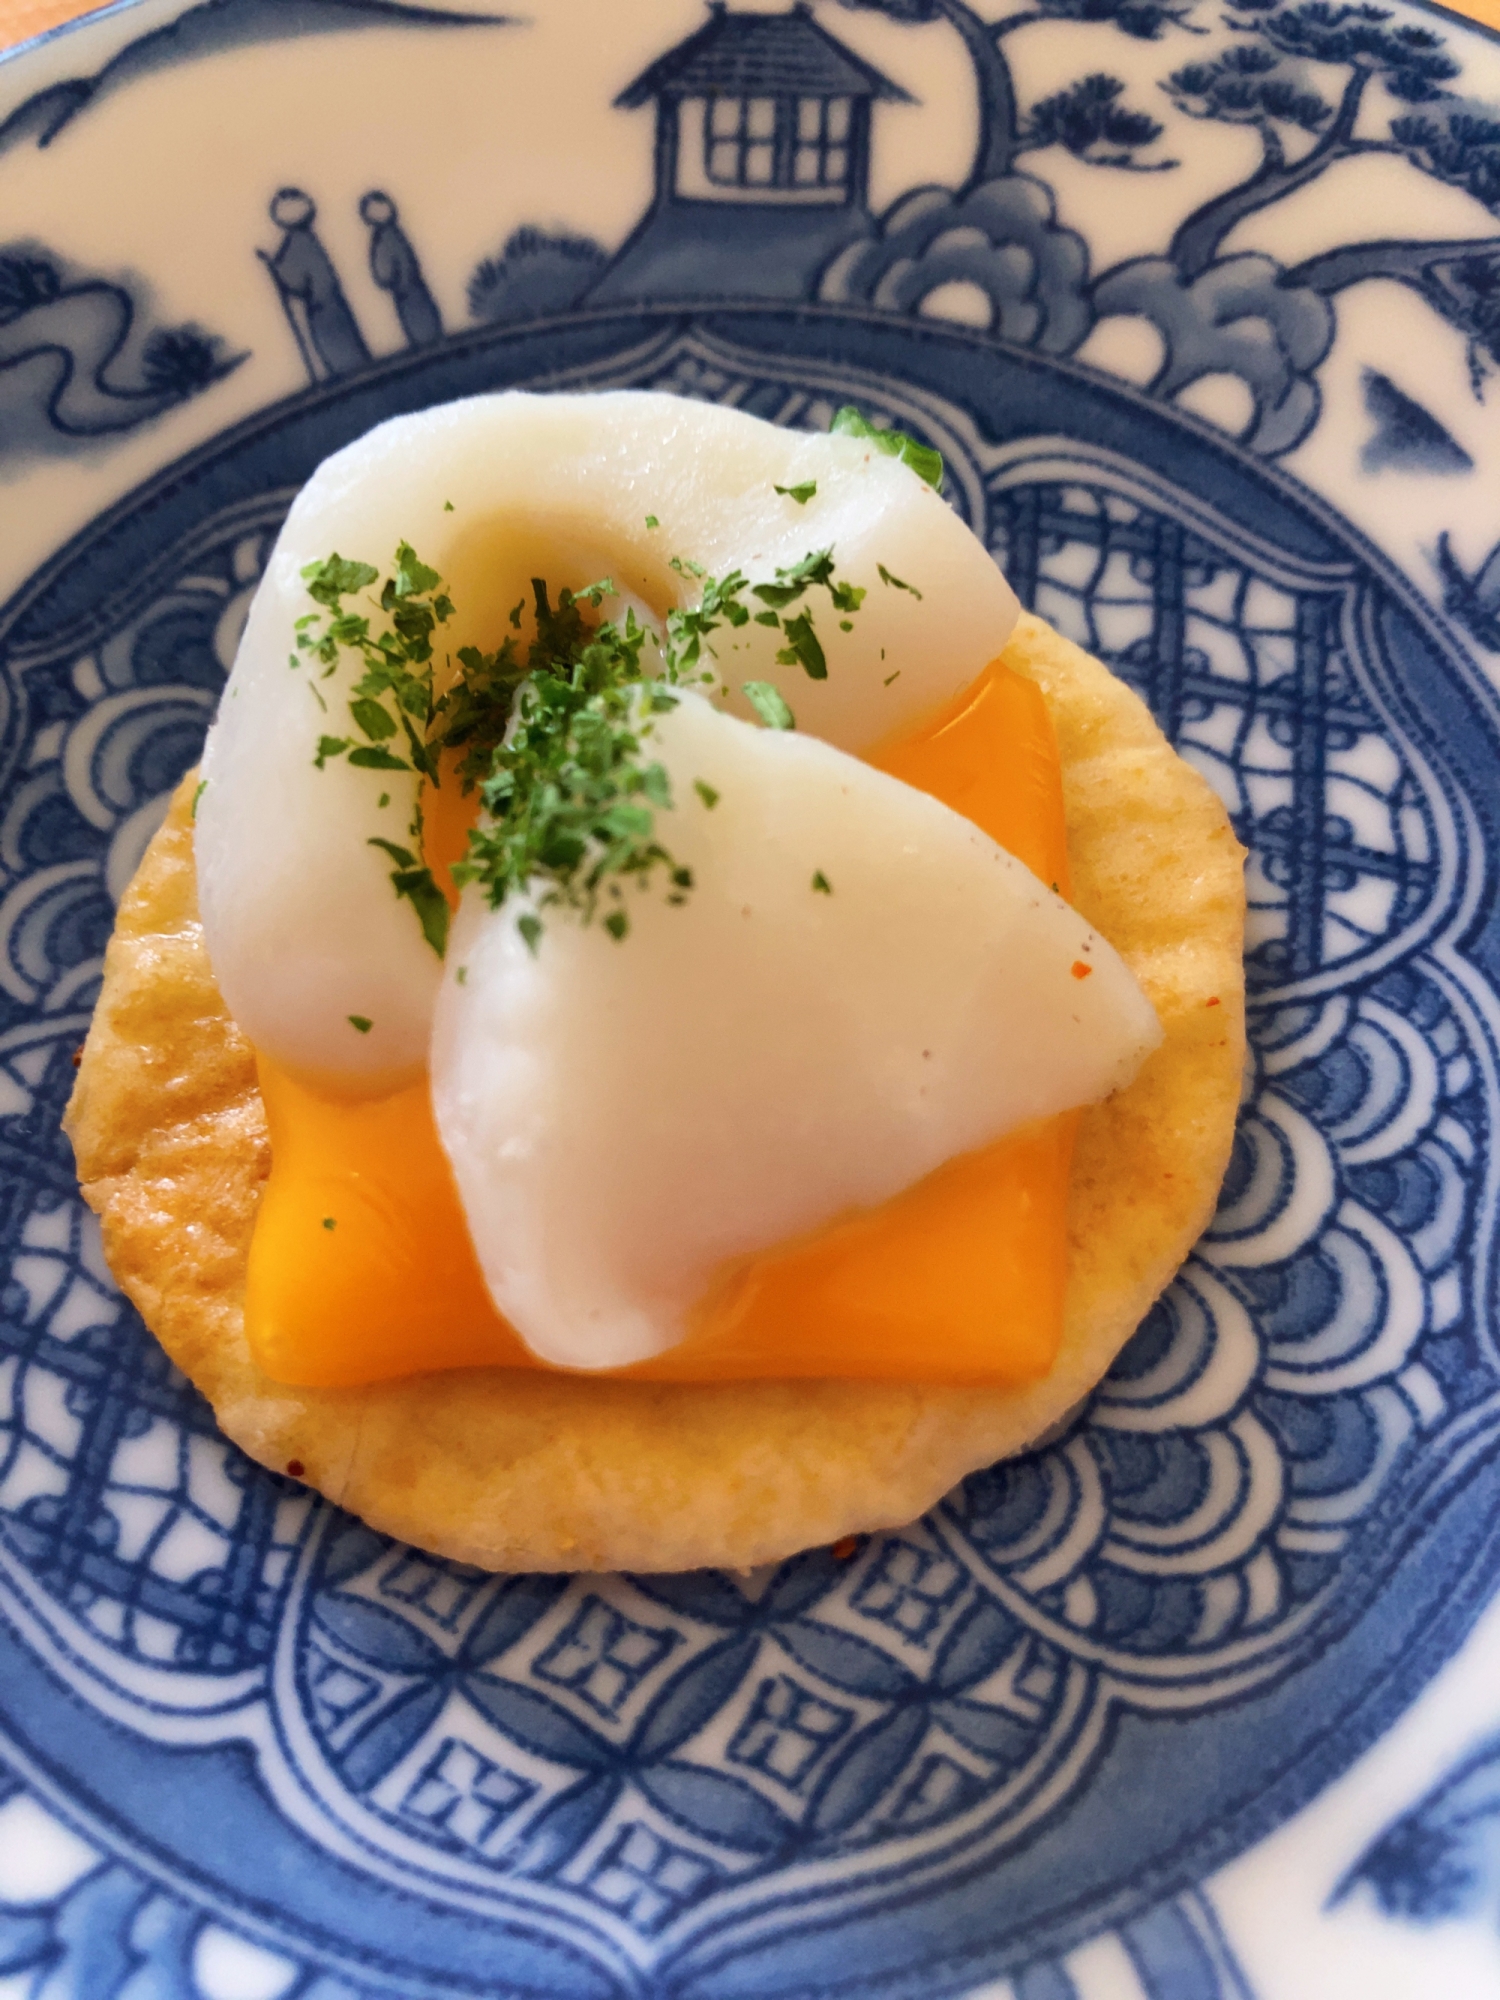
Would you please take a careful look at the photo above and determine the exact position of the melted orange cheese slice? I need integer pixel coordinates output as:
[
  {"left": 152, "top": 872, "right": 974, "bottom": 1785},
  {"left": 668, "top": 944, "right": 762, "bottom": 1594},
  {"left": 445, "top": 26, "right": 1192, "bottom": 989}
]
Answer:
[{"left": 245, "top": 658, "right": 1077, "bottom": 1387}]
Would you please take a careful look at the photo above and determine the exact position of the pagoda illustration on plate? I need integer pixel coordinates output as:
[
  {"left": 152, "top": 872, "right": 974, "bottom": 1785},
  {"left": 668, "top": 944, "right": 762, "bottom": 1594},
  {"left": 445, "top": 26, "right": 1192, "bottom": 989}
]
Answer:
[
  {"left": 257, "top": 0, "right": 917, "bottom": 350},
  {"left": 591, "top": 1, "right": 911, "bottom": 303}
]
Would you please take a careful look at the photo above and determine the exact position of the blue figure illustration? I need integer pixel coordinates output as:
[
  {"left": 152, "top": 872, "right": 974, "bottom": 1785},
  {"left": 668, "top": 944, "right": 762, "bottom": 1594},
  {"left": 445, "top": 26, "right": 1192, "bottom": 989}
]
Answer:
[
  {"left": 360, "top": 190, "right": 443, "bottom": 348},
  {"left": 259, "top": 187, "right": 369, "bottom": 382}
]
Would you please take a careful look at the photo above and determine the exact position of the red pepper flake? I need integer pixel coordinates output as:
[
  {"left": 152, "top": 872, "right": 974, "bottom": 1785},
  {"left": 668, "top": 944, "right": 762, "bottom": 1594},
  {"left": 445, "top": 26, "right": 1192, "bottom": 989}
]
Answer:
[
  {"left": 71, "top": 1045, "right": 84, "bottom": 1068},
  {"left": 1206, "top": 996, "right": 1221, "bottom": 1007},
  {"left": 285, "top": 1460, "right": 305, "bottom": 1479},
  {"left": 1070, "top": 961, "right": 1093, "bottom": 980},
  {"left": 831, "top": 1535, "right": 860, "bottom": 1561}
]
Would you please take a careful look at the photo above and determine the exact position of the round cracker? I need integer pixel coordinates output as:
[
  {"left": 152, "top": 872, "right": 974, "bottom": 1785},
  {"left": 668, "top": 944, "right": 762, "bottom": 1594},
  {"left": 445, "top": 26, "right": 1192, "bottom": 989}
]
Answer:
[{"left": 64, "top": 613, "right": 1245, "bottom": 1573}]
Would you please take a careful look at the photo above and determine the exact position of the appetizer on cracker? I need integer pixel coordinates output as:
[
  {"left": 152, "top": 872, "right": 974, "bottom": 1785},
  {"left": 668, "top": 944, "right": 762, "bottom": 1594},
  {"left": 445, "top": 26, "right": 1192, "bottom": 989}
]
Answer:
[{"left": 67, "top": 392, "right": 1245, "bottom": 1572}]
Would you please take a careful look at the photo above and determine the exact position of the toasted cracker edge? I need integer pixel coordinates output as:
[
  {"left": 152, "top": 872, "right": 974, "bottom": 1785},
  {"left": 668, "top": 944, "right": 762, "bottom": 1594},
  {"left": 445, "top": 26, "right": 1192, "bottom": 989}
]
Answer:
[{"left": 65, "top": 612, "right": 1246, "bottom": 1571}]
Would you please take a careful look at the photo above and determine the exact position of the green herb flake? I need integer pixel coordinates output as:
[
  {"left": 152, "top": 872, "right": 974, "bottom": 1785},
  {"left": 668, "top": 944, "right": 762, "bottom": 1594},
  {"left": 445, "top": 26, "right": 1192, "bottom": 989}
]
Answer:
[
  {"left": 877, "top": 563, "right": 923, "bottom": 601},
  {"left": 351, "top": 696, "right": 398, "bottom": 742},
  {"left": 191, "top": 779, "right": 207, "bottom": 820},
  {"left": 348, "top": 1014, "right": 373, "bottom": 1034},
  {"left": 811, "top": 870, "right": 832, "bottom": 894},
  {"left": 645, "top": 514, "right": 659, "bottom": 529},
  {"left": 302, "top": 533, "right": 868, "bottom": 954},
  {"left": 829, "top": 406, "right": 944, "bottom": 490},
  {"left": 776, "top": 609, "right": 826, "bottom": 681},
  {"left": 774, "top": 480, "right": 817, "bottom": 505},
  {"left": 389, "top": 543, "right": 442, "bottom": 599},
  {"left": 455, "top": 964, "right": 468, "bottom": 985},
  {"left": 743, "top": 680, "right": 796, "bottom": 730},
  {"left": 377, "top": 791, "right": 390, "bottom": 808},
  {"left": 443, "top": 500, "right": 455, "bottom": 512},
  {"left": 300, "top": 553, "right": 380, "bottom": 606},
  {"left": 368, "top": 839, "right": 449, "bottom": 958}
]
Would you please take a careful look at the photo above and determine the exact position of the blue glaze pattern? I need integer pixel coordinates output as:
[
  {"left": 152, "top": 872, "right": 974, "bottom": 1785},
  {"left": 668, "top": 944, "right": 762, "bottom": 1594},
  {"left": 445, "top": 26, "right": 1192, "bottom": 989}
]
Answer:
[
  {"left": 3, "top": 0, "right": 1500, "bottom": 1991},
  {"left": 0, "top": 244, "right": 239, "bottom": 458},
  {"left": 1340, "top": 1729, "right": 1500, "bottom": 1926}
]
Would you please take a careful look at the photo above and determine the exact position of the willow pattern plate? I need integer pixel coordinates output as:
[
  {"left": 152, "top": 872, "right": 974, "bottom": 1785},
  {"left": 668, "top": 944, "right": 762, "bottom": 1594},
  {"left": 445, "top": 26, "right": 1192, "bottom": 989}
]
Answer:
[{"left": 2, "top": 1, "right": 1500, "bottom": 1995}]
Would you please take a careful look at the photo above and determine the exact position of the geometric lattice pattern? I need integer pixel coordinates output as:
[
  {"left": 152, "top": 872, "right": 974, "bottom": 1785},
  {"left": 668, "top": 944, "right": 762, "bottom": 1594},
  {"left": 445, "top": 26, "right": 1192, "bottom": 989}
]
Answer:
[
  {"left": 1, "top": 1194, "right": 307, "bottom": 1670},
  {"left": 989, "top": 481, "right": 1440, "bottom": 988}
]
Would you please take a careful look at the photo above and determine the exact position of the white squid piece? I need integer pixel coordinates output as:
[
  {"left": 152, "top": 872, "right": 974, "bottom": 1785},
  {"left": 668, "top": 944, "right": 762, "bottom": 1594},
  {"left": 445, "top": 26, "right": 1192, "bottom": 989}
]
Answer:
[
  {"left": 432, "top": 690, "right": 1161, "bottom": 1369},
  {"left": 196, "top": 390, "right": 1018, "bottom": 1083},
  {"left": 197, "top": 389, "right": 1160, "bottom": 1371}
]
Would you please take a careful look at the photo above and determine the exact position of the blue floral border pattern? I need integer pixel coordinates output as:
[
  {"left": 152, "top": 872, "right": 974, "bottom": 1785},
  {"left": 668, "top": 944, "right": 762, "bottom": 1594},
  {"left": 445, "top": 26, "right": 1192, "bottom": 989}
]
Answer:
[
  {"left": 0, "top": 1754, "right": 1263, "bottom": 1997},
  {"left": 0, "top": 1748, "right": 413, "bottom": 2000},
  {"left": 6, "top": 0, "right": 1500, "bottom": 574}
]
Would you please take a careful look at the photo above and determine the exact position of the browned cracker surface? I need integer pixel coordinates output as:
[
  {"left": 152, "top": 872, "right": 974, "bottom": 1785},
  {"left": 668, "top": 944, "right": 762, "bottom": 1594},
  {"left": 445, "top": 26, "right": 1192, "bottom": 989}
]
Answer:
[{"left": 65, "top": 613, "right": 1246, "bottom": 1572}]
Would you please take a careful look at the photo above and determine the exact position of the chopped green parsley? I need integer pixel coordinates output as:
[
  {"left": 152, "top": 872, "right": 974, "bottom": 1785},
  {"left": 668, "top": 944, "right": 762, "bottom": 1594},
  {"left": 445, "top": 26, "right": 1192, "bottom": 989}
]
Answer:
[
  {"left": 877, "top": 563, "right": 922, "bottom": 601},
  {"left": 298, "top": 528, "right": 869, "bottom": 953},
  {"left": 742, "top": 681, "right": 796, "bottom": 730},
  {"left": 348, "top": 1014, "right": 373, "bottom": 1033},
  {"left": 774, "top": 480, "right": 817, "bottom": 505},
  {"left": 811, "top": 870, "right": 832, "bottom": 894},
  {"left": 830, "top": 406, "right": 944, "bottom": 490}
]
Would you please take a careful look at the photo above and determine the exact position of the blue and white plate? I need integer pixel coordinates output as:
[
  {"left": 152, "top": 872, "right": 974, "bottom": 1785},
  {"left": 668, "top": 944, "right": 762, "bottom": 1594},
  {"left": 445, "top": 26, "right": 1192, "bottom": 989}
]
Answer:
[{"left": 4, "top": 0, "right": 1500, "bottom": 1993}]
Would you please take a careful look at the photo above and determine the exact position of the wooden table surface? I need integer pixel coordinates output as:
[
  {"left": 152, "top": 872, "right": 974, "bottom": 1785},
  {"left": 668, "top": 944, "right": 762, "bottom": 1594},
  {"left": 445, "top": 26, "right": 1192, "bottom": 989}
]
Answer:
[
  {"left": 3, "top": 0, "right": 1497, "bottom": 48},
  {"left": 2, "top": 0, "right": 108, "bottom": 48}
]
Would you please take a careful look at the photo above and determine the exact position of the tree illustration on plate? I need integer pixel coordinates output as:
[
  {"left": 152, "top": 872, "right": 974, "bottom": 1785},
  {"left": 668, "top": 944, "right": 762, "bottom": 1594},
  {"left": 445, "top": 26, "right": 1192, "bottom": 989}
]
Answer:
[
  {"left": 468, "top": 227, "right": 609, "bottom": 324},
  {"left": 1164, "top": 0, "right": 1461, "bottom": 280},
  {"left": 820, "top": 0, "right": 1182, "bottom": 353},
  {"left": 1132, "top": 0, "right": 1500, "bottom": 418},
  {"left": 819, "top": 0, "right": 1500, "bottom": 462},
  {"left": 836, "top": 0, "right": 1186, "bottom": 187}
]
